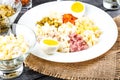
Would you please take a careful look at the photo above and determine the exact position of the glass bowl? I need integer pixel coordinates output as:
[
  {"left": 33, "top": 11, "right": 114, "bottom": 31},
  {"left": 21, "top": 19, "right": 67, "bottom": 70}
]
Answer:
[
  {"left": 0, "top": 23, "right": 36, "bottom": 79},
  {"left": 0, "top": 0, "right": 22, "bottom": 23},
  {"left": 0, "top": 15, "right": 10, "bottom": 34}
]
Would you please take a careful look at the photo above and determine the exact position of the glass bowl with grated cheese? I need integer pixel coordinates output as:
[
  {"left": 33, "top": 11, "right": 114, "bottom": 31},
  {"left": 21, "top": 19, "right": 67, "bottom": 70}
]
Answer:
[{"left": 0, "top": 23, "right": 36, "bottom": 79}]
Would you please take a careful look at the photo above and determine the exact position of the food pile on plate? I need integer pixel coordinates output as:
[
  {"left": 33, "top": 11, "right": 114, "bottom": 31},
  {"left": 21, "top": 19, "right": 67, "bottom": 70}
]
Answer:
[{"left": 35, "top": 12, "right": 102, "bottom": 53}]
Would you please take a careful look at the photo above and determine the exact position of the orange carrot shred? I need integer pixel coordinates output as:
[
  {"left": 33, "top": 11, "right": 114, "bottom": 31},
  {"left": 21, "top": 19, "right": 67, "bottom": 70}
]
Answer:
[{"left": 62, "top": 14, "right": 77, "bottom": 25}]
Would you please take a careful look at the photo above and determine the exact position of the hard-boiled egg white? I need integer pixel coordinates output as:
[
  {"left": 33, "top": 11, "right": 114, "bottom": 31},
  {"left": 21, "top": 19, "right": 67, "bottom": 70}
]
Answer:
[
  {"left": 71, "top": 1, "right": 85, "bottom": 17},
  {"left": 39, "top": 38, "right": 59, "bottom": 55}
]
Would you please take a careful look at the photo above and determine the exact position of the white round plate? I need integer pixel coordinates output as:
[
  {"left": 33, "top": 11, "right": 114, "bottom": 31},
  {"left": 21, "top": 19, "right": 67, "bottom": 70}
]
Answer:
[{"left": 18, "top": 1, "right": 118, "bottom": 63}]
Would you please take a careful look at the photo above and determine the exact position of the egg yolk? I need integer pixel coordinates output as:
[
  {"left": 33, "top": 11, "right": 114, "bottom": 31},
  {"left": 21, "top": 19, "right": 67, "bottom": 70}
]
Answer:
[
  {"left": 43, "top": 39, "right": 58, "bottom": 46},
  {"left": 71, "top": 1, "right": 84, "bottom": 13}
]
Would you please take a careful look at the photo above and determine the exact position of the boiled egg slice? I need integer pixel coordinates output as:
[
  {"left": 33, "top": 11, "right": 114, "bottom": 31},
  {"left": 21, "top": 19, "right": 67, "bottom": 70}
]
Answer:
[
  {"left": 39, "top": 38, "right": 59, "bottom": 55},
  {"left": 71, "top": 1, "right": 85, "bottom": 17}
]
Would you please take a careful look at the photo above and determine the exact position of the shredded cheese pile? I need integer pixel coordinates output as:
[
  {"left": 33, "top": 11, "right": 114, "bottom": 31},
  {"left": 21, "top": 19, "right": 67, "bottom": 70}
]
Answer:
[{"left": 0, "top": 34, "right": 29, "bottom": 60}]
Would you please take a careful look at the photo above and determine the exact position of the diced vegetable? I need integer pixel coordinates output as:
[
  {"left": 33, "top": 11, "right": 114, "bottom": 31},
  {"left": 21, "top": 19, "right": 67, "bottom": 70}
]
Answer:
[{"left": 62, "top": 14, "right": 77, "bottom": 25}]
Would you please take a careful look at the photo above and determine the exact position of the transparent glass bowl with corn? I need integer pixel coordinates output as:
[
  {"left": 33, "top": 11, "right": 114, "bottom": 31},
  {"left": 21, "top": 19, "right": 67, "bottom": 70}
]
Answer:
[{"left": 0, "top": 0, "right": 22, "bottom": 23}]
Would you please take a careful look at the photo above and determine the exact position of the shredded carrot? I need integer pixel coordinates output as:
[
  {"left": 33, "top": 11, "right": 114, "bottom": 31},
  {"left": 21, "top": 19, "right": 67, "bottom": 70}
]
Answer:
[
  {"left": 21, "top": 0, "right": 30, "bottom": 6},
  {"left": 62, "top": 14, "right": 77, "bottom": 25}
]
